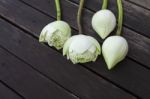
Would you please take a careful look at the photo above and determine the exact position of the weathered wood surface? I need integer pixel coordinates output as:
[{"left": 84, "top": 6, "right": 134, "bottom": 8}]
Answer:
[
  {"left": 0, "top": 18, "right": 135, "bottom": 99},
  {"left": 126, "top": 0, "right": 150, "bottom": 10},
  {"left": 0, "top": 0, "right": 150, "bottom": 99},
  {"left": 0, "top": 46, "right": 79, "bottom": 99},
  {"left": 0, "top": 81, "right": 22, "bottom": 99}
]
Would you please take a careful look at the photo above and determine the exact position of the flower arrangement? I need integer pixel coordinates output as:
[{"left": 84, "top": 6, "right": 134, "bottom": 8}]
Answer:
[{"left": 39, "top": 0, "right": 128, "bottom": 70}]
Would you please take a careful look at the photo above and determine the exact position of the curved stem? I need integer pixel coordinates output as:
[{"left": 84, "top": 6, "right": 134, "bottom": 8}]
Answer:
[
  {"left": 77, "top": 0, "right": 85, "bottom": 34},
  {"left": 116, "top": 0, "right": 123, "bottom": 35},
  {"left": 55, "top": 0, "right": 61, "bottom": 20},
  {"left": 102, "top": 0, "right": 108, "bottom": 9}
]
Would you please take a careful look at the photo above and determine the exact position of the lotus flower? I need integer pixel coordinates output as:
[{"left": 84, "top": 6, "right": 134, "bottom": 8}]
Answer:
[
  {"left": 63, "top": 35, "right": 101, "bottom": 64},
  {"left": 39, "top": 21, "right": 71, "bottom": 50},
  {"left": 92, "top": 9, "right": 116, "bottom": 39},
  {"left": 102, "top": 36, "right": 128, "bottom": 70}
]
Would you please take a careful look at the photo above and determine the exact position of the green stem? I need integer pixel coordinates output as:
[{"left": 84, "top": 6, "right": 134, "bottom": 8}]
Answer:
[
  {"left": 55, "top": 0, "right": 61, "bottom": 20},
  {"left": 102, "top": 0, "right": 108, "bottom": 9},
  {"left": 77, "top": 0, "right": 85, "bottom": 34},
  {"left": 116, "top": 0, "right": 123, "bottom": 35}
]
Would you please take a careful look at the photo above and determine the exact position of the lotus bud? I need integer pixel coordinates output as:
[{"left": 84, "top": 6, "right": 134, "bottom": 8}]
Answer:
[
  {"left": 102, "top": 36, "right": 128, "bottom": 70},
  {"left": 39, "top": 21, "right": 71, "bottom": 50},
  {"left": 63, "top": 35, "right": 101, "bottom": 64},
  {"left": 92, "top": 10, "right": 116, "bottom": 39}
]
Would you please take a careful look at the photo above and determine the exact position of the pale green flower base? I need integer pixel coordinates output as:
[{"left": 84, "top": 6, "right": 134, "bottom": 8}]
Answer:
[
  {"left": 67, "top": 50, "right": 99, "bottom": 64},
  {"left": 48, "top": 30, "right": 68, "bottom": 50}
]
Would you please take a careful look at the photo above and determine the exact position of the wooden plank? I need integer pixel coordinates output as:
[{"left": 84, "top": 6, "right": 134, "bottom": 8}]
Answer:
[
  {"left": 0, "top": 82, "right": 22, "bottom": 99},
  {"left": 0, "top": 0, "right": 149, "bottom": 98},
  {"left": 126, "top": 0, "right": 150, "bottom": 10},
  {"left": 17, "top": 0, "right": 150, "bottom": 67},
  {"left": 0, "top": 47, "right": 78, "bottom": 99},
  {"left": 0, "top": 18, "right": 136, "bottom": 99},
  {"left": 124, "top": 28, "right": 150, "bottom": 66}
]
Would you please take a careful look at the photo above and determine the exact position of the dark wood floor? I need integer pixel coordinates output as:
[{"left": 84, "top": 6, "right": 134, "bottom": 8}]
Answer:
[{"left": 0, "top": 0, "right": 150, "bottom": 99}]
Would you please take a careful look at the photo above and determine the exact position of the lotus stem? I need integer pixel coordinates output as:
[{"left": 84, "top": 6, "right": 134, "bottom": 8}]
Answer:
[
  {"left": 102, "top": 0, "right": 108, "bottom": 9},
  {"left": 116, "top": 0, "right": 123, "bottom": 35},
  {"left": 55, "top": 0, "right": 61, "bottom": 20},
  {"left": 77, "top": 0, "right": 85, "bottom": 34}
]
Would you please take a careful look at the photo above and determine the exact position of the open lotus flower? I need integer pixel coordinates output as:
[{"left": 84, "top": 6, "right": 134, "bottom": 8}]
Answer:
[
  {"left": 102, "top": 36, "right": 128, "bottom": 70},
  {"left": 92, "top": 9, "right": 116, "bottom": 39},
  {"left": 39, "top": 21, "right": 71, "bottom": 50},
  {"left": 63, "top": 35, "right": 101, "bottom": 64}
]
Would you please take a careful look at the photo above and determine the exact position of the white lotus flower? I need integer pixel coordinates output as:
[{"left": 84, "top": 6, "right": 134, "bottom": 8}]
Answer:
[
  {"left": 39, "top": 21, "right": 71, "bottom": 50},
  {"left": 102, "top": 36, "right": 128, "bottom": 70},
  {"left": 92, "top": 9, "right": 116, "bottom": 39},
  {"left": 63, "top": 35, "right": 101, "bottom": 64}
]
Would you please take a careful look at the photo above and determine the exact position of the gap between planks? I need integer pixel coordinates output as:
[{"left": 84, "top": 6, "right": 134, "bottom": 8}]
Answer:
[
  {"left": 0, "top": 80, "right": 25, "bottom": 99},
  {"left": 0, "top": 45, "right": 80, "bottom": 99},
  {"left": 125, "top": 0, "right": 150, "bottom": 10},
  {"left": 0, "top": 44, "right": 80, "bottom": 99}
]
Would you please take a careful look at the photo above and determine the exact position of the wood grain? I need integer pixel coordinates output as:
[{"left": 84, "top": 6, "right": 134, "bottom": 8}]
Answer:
[
  {"left": 0, "top": 82, "right": 22, "bottom": 99},
  {"left": 126, "top": 0, "right": 150, "bottom": 10},
  {"left": 0, "top": 47, "right": 80, "bottom": 99},
  {"left": 0, "top": 47, "right": 79, "bottom": 99}
]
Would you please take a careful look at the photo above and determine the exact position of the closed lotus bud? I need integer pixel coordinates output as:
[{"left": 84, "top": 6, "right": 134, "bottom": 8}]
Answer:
[
  {"left": 92, "top": 10, "right": 116, "bottom": 39},
  {"left": 102, "top": 36, "right": 128, "bottom": 70},
  {"left": 39, "top": 21, "right": 71, "bottom": 50},
  {"left": 63, "top": 35, "right": 101, "bottom": 64}
]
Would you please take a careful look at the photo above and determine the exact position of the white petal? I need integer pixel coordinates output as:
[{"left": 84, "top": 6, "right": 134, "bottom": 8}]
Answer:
[
  {"left": 63, "top": 35, "right": 78, "bottom": 56},
  {"left": 63, "top": 35, "right": 101, "bottom": 64},
  {"left": 39, "top": 21, "right": 71, "bottom": 42},
  {"left": 69, "top": 35, "right": 94, "bottom": 54},
  {"left": 39, "top": 26, "right": 57, "bottom": 42},
  {"left": 92, "top": 10, "right": 116, "bottom": 39},
  {"left": 86, "top": 36, "right": 101, "bottom": 53},
  {"left": 88, "top": 45, "right": 96, "bottom": 53},
  {"left": 102, "top": 36, "right": 128, "bottom": 70},
  {"left": 50, "top": 21, "right": 71, "bottom": 37}
]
